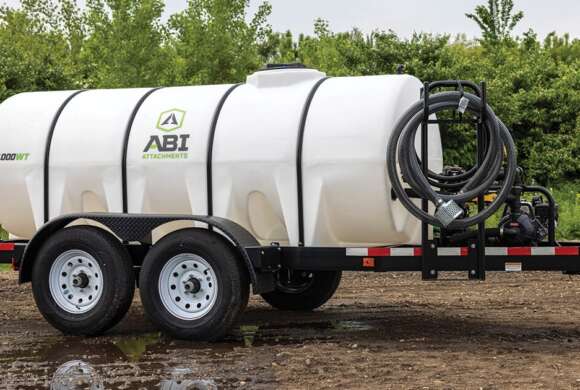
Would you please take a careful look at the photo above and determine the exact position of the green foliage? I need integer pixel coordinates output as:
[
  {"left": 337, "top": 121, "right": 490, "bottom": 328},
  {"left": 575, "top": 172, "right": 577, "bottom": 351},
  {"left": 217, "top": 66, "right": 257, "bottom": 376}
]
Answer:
[
  {"left": 528, "top": 134, "right": 580, "bottom": 186},
  {"left": 0, "top": 0, "right": 79, "bottom": 100},
  {"left": 552, "top": 183, "right": 580, "bottom": 241},
  {"left": 466, "top": 0, "right": 524, "bottom": 45},
  {"left": 168, "top": 0, "right": 271, "bottom": 85},
  {"left": 80, "top": 0, "right": 170, "bottom": 88}
]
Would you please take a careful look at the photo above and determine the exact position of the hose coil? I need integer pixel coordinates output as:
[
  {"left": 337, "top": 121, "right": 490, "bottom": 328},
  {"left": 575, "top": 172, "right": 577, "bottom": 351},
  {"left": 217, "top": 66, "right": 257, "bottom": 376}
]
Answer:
[{"left": 387, "top": 91, "right": 517, "bottom": 229}]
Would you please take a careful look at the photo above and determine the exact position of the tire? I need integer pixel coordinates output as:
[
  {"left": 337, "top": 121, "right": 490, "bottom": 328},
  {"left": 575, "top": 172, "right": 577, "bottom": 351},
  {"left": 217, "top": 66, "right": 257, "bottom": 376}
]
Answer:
[
  {"left": 261, "top": 270, "right": 342, "bottom": 311},
  {"left": 31, "top": 226, "right": 135, "bottom": 336},
  {"left": 139, "top": 228, "right": 249, "bottom": 341}
]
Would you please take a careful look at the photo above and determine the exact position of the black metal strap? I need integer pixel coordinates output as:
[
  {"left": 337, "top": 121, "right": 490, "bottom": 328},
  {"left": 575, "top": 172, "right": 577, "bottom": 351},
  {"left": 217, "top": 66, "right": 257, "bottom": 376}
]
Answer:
[
  {"left": 121, "top": 87, "right": 164, "bottom": 213},
  {"left": 296, "top": 77, "right": 331, "bottom": 246},
  {"left": 44, "top": 90, "right": 87, "bottom": 223},
  {"left": 206, "top": 83, "right": 243, "bottom": 216}
]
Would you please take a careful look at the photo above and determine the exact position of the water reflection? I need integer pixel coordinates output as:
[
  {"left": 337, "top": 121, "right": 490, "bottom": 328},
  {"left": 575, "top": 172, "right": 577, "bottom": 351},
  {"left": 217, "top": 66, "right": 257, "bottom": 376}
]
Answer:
[
  {"left": 239, "top": 325, "right": 260, "bottom": 347},
  {"left": 160, "top": 368, "right": 218, "bottom": 390},
  {"left": 18, "top": 319, "right": 378, "bottom": 388},
  {"left": 49, "top": 361, "right": 218, "bottom": 390},
  {"left": 113, "top": 332, "right": 162, "bottom": 361},
  {"left": 50, "top": 360, "right": 103, "bottom": 390}
]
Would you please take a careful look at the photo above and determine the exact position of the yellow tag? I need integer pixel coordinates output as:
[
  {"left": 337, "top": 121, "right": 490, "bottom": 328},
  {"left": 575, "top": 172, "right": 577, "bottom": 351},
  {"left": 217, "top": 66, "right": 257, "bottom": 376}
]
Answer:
[{"left": 484, "top": 193, "right": 497, "bottom": 203}]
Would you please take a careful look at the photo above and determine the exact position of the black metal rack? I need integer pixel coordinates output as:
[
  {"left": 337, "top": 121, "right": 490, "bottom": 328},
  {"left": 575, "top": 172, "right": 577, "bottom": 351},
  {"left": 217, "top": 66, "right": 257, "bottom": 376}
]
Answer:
[{"left": 420, "top": 80, "right": 489, "bottom": 280}]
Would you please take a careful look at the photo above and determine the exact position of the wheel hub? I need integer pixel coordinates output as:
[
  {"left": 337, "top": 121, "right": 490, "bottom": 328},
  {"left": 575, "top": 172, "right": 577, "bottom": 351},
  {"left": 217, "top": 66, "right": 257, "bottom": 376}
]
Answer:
[
  {"left": 158, "top": 254, "right": 218, "bottom": 321},
  {"left": 183, "top": 276, "right": 202, "bottom": 294},
  {"left": 276, "top": 269, "right": 315, "bottom": 294},
  {"left": 49, "top": 250, "right": 103, "bottom": 314},
  {"left": 72, "top": 272, "right": 89, "bottom": 289}
]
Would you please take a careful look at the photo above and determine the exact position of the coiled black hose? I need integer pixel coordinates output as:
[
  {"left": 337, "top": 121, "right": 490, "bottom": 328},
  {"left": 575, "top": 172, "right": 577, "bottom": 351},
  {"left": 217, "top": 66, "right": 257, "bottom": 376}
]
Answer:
[{"left": 387, "top": 91, "right": 517, "bottom": 229}]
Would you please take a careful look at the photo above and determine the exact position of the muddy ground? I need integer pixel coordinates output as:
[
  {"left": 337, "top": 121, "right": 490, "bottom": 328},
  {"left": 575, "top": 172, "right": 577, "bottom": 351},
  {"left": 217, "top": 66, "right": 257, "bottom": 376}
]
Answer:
[{"left": 3, "top": 270, "right": 580, "bottom": 389}]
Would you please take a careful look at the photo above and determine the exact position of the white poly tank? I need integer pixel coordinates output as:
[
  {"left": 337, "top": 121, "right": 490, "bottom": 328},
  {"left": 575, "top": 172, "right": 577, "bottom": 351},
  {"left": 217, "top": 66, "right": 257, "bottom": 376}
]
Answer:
[{"left": 0, "top": 67, "right": 442, "bottom": 246}]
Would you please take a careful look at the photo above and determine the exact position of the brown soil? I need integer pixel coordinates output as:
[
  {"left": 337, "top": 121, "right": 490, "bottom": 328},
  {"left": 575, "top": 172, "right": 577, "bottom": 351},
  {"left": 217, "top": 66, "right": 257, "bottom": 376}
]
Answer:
[{"left": 2, "top": 270, "right": 580, "bottom": 389}]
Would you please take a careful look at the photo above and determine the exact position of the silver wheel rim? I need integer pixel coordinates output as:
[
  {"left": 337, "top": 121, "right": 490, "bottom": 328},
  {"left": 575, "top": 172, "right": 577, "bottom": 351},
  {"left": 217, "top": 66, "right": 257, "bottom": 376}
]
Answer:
[
  {"left": 158, "top": 254, "right": 218, "bottom": 321},
  {"left": 49, "top": 250, "right": 104, "bottom": 314}
]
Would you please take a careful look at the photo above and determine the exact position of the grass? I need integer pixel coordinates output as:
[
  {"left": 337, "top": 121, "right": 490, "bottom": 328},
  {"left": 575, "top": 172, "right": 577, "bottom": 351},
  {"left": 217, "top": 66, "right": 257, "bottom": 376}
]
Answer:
[
  {"left": 0, "top": 264, "right": 11, "bottom": 272},
  {"left": 552, "top": 183, "right": 580, "bottom": 240}
]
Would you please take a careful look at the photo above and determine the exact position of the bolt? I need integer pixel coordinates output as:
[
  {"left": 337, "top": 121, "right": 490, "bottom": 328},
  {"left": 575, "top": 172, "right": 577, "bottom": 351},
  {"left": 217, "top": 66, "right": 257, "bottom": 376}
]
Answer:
[
  {"left": 470, "top": 270, "right": 476, "bottom": 275},
  {"left": 471, "top": 244, "right": 476, "bottom": 249},
  {"left": 430, "top": 243, "right": 436, "bottom": 249},
  {"left": 430, "top": 269, "right": 436, "bottom": 276}
]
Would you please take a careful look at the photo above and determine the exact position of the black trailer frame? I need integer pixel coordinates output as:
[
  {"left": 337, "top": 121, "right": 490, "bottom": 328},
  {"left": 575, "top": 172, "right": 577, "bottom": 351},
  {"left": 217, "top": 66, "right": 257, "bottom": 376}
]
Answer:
[{"left": 1, "top": 80, "right": 579, "bottom": 287}]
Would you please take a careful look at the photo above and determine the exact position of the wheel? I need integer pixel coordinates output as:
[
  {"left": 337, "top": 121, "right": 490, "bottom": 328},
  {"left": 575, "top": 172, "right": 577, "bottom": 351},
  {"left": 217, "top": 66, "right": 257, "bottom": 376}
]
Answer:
[
  {"left": 261, "top": 269, "right": 341, "bottom": 311},
  {"left": 139, "top": 228, "right": 249, "bottom": 341},
  {"left": 31, "top": 226, "right": 135, "bottom": 336}
]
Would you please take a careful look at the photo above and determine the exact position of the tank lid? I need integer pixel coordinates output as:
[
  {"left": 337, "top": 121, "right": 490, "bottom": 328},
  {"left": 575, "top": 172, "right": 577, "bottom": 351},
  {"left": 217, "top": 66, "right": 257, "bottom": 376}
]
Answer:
[
  {"left": 261, "top": 63, "right": 307, "bottom": 71},
  {"left": 247, "top": 65, "right": 326, "bottom": 88}
]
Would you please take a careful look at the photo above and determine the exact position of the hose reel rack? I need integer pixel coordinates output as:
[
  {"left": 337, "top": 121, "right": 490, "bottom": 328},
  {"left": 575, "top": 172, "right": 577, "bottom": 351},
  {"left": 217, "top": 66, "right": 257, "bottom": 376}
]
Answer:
[{"left": 387, "top": 81, "right": 518, "bottom": 279}]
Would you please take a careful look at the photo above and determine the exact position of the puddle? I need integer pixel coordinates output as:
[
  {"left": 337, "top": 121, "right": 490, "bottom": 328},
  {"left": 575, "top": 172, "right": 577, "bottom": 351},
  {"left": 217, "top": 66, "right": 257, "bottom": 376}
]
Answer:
[
  {"left": 233, "top": 319, "right": 377, "bottom": 347},
  {"left": 332, "top": 320, "right": 375, "bottom": 331},
  {"left": 160, "top": 367, "right": 218, "bottom": 390},
  {"left": 113, "top": 332, "right": 162, "bottom": 361},
  {"left": 46, "top": 361, "right": 219, "bottom": 390},
  {"left": 50, "top": 360, "right": 104, "bottom": 390},
  {"left": 239, "top": 325, "right": 260, "bottom": 347},
  {"left": 1, "top": 316, "right": 377, "bottom": 388}
]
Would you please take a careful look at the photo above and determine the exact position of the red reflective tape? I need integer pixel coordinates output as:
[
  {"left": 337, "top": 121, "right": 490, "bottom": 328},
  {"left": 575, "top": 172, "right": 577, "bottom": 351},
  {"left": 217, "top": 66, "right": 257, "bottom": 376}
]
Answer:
[
  {"left": 0, "top": 243, "right": 15, "bottom": 251},
  {"left": 555, "top": 247, "right": 579, "bottom": 256},
  {"left": 460, "top": 247, "right": 469, "bottom": 256},
  {"left": 508, "top": 247, "right": 531, "bottom": 256},
  {"left": 368, "top": 247, "right": 390, "bottom": 257},
  {"left": 413, "top": 247, "right": 423, "bottom": 256}
]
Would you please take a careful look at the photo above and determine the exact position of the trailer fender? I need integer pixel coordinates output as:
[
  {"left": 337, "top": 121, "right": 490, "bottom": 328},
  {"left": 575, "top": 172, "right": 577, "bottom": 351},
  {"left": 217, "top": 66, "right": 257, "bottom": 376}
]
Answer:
[{"left": 19, "top": 212, "right": 275, "bottom": 293}]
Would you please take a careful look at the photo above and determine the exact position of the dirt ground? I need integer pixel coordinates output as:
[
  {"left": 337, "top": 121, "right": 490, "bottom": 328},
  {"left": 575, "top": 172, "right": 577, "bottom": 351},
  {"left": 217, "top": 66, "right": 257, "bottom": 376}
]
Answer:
[{"left": 3, "top": 270, "right": 580, "bottom": 389}]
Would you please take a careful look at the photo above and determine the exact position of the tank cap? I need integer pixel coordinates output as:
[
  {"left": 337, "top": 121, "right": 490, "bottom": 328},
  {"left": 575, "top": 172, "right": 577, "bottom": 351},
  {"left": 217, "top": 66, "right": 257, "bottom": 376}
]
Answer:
[
  {"left": 262, "top": 63, "right": 307, "bottom": 71},
  {"left": 247, "top": 65, "right": 325, "bottom": 88}
]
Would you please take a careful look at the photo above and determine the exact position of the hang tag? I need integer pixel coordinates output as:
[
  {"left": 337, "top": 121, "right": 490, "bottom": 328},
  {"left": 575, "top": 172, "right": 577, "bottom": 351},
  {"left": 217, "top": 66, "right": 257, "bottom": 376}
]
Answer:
[{"left": 457, "top": 96, "right": 469, "bottom": 114}]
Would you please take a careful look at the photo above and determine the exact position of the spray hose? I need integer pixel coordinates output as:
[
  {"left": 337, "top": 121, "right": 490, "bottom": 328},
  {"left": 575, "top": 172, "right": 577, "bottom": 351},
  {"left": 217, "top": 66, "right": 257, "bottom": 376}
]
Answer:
[{"left": 387, "top": 91, "right": 517, "bottom": 229}]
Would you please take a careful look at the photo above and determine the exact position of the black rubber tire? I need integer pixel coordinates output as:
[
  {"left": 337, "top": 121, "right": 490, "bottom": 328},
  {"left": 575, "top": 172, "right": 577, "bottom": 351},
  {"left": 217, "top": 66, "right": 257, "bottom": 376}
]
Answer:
[
  {"left": 139, "top": 228, "right": 249, "bottom": 341},
  {"left": 261, "top": 270, "right": 342, "bottom": 311},
  {"left": 31, "top": 226, "right": 135, "bottom": 336}
]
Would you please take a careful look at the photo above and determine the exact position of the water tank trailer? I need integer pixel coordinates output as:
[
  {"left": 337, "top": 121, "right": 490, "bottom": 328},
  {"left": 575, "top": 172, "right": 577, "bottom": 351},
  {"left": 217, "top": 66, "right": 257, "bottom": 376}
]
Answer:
[{"left": 0, "top": 65, "right": 577, "bottom": 340}]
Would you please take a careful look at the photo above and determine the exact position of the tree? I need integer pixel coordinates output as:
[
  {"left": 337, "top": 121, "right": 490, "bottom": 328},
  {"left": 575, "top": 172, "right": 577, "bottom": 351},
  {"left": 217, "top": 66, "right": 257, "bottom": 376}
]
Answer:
[
  {"left": 168, "top": 0, "right": 271, "bottom": 85},
  {"left": 0, "top": 0, "right": 79, "bottom": 100},
  {"left": 80, "top": 0, "right": 170, "bottom": 88},
  {"left": 466, "top": 0, "right": 524, "bottom": 45}
]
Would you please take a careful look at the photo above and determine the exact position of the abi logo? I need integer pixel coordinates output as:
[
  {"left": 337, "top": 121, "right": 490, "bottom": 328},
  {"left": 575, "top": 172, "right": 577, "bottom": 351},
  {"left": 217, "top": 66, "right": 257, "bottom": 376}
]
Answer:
[
  {"left": 144, "top": 109, "right": 190, "bottom": 153},
  {"left": 156, "top": 109, "right": 185, "bottom": 132}
]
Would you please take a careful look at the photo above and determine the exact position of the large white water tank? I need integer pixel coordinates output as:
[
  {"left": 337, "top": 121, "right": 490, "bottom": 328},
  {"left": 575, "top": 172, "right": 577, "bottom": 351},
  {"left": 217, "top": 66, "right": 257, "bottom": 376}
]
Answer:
[{"left": 0, "top": 67, "right": 442, "bottom": 246}]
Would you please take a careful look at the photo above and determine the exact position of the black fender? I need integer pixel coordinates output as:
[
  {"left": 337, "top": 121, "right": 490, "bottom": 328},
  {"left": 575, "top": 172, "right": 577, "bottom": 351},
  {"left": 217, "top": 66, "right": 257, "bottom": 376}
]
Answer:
[{"left": 19, "top": 212, "right": 275, "bottom": 293}]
